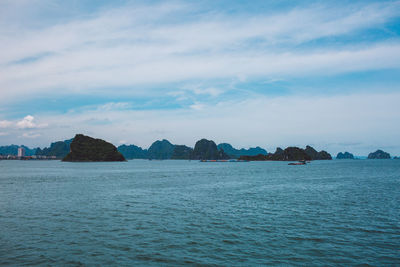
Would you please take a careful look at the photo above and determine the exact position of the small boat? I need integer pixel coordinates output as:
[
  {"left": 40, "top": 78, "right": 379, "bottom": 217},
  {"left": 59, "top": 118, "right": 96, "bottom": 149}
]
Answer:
[{"left": 288, "top": 160, "right": 307, "bottom": 165}]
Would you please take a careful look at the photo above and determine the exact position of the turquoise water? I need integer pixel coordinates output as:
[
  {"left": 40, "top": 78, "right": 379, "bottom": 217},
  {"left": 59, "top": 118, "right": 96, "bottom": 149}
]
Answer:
[{"left": 0, "top": 160, "right": 399, "bottom": 266}]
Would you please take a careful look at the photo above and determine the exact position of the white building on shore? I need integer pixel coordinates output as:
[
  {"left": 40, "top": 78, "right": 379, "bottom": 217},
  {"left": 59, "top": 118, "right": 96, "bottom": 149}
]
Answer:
[{"left": 18, "top": 147, "right": 26, "bottom": 157}]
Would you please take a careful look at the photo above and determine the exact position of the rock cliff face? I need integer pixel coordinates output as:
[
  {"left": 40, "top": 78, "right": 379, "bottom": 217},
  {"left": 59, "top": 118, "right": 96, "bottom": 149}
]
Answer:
[
  {"left": 267, "top": 147, "right": 312, "bottom": 161},
  {"left": 171, "top": 145, "right": 193, "bottom": 159},
  {"left": 147, "top": 139, "right": 175, "bottom": 160},
  {"left": 192, "top": 139, "right": 229, "bottom": 160},
  {"left": 304, "top": 145, "right": 332, "bottom": 160},
  {"left": 217, "top": 143, "right": 267, "bottom": 159},
  {"left": 336, "top": 152, "right": 354, "bottom": 159},
  {"left": 117, "top": 144, "right": 148, "bottom": 159},
  {"left": 63, "top": 134, "right": 125, "bottom": 162},
  {"left": 367, "top": 150, "right": 391, "bottom": 159},
  {"left": 36, "top": 139, "right": 73, "bottom": 158},
  {"left": 317, "top": 151, "right": 332, "bottom": 160}
]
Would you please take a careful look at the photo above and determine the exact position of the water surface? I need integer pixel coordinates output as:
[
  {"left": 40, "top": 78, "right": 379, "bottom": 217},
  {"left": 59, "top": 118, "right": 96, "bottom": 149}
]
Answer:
[{"left": 0, "top": 160, "right": 399, "bottom": 266}]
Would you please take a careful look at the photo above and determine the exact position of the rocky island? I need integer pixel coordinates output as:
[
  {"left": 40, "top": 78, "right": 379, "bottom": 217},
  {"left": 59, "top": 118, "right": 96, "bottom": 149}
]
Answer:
[
  {"left": 171, "top": 145, "right": 193, "bottom": 159},
  {"left": 36, "top": 138, "right": 73, "bottom": 159},
  {"left": 115, "top": 138, "right": 236, "bottom": 160},
  {"left": 147, "top": 139, "right": 175, "bottom": 160},
  {"left": 367, "top": 149, "right": 391, "bottom": 159},
  {"left": 117, "top": 144, "right": 148, "bottom": 159},
  {"left": 304, "top": 145, "right": 332, "bottom": 160},
  {"left": 217, "top": 143, "right": 267, "bottom": 159},
  {"left": 191, "top": 139, "right": 229, "bottom": 160},
  {"left": 63, "top": 134, "right": 125, "bottom": 162},
  {"left": 269, "top": 147, "right": 312, "bottom": 161},
  {"left": 239, "top": 145, "right": 332, "bottom": 161},
  {"left": 336, "top": 152, "right": 354, "bottom": 159}
]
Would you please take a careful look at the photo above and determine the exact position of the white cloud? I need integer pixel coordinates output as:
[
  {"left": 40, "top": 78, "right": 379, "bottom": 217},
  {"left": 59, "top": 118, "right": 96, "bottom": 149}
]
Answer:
[
  {"left": 0, "top": 120, "right": 12, "bottom": 128},
  {"left": 1, "top": 42, "right": 399, "bottom": 103},
  {"left": 16, "top": 115, "right": 36, "bottom": 129},
  {"left": 0, "top": 1, "right": 399, "bottom": 103},
  {"left": 1, "top": 115, "right": 49, "bottom": 129}
]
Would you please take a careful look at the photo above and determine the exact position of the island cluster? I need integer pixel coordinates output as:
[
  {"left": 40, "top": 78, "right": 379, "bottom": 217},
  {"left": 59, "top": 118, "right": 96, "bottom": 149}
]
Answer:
[{"left": 1, "top": 134, "right": 397, "bottom": 162}]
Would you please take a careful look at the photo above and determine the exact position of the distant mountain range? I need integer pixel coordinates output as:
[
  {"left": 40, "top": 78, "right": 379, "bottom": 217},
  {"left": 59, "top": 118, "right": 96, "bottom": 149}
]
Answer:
[
  {"left": 0, "top": 139, "right": 72, "bottom": 158},
  {"left": 116, "top": 139, "right": 268, "bottom": 160},
  {"left": 0, "top": 145, "right": 37, "bottom": 156},
  {"left": 35, "top": 139, "right": 73, "bottom": 158},
  {"left": 117, "top": 144, "right": 148, "bottom": 159},
  {"left": 217, "top": 143, "right": 267, "bottom": 158},
  {"left": 1, "top": 137, "right": 397, "bottom": 161},
  {"left": 115, "top": 139, "right": 269, "bottom": 160},
  {"left": 116, "top": 140, "right": 176, "bottom": 160},
  {"left": 117, "top": 139, "right": 231, "bottom": 160}
]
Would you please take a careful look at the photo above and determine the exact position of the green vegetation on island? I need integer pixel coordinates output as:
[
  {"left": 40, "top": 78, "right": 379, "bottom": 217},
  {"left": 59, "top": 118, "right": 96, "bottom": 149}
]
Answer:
[
  {"left": 117, "top": 144, "right": 148, "bottom": 159},
  {"left": 147, "top": 139, "right": 175, "bottom": 160},
  {"left": 36, "top": 139, "right": 73, "bottom": 158},
  {"left": 63, "top": 134, "right": 125, "bottom": 162},
  {"left": 171, "top": 145, "right": 193, "bottom": 159},
  {"left": 304, "top": 145, "right": 332, "bottom": 160},
  {"left": 191, "top": 139, "right": 229, "bottom": 160},
  {"left": 217, "top": 143, "right": 267, "bottom": 159},
  {"left": 266, "top": 147, "right": 312, "bottom": 161},
  {"left": 336, "top": 152, "right": 354, "bottom": 159},
  {"left": 367, "top": 149, "right": 391, "bottom": 159},
  {"left": 117, "top": 140, "right": 267, "bottom": 160}
]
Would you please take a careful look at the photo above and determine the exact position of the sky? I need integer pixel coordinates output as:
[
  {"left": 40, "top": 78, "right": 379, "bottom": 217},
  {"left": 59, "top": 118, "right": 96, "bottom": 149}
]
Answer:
[{"left": 0, "top": 0, "right": 400, "bottom": 155}]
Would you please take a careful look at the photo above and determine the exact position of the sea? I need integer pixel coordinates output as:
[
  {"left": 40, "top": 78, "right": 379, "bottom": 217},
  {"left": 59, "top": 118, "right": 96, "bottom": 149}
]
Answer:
[{"left": 0, "top": 159, "right": 399, "bottom": 266}]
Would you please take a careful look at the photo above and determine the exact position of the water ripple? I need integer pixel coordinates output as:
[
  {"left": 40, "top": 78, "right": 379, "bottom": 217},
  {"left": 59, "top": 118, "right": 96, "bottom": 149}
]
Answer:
[{"left": 0, "top": 160, "right": 399, "bottom": 266}]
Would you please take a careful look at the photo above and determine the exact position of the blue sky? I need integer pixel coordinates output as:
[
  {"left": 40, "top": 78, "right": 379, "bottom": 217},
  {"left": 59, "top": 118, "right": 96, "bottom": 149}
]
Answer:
[{"left": 0, "top": 0, "right": 400, "bottom": 155}]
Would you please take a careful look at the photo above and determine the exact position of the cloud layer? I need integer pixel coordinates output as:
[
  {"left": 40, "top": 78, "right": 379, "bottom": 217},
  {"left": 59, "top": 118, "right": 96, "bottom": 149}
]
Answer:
[
  {"left": 1, "top": 1, "right": 399, "bottom": 101},
  {"left": 2, "top": 92, "right": 399, "bottom": 155}
]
